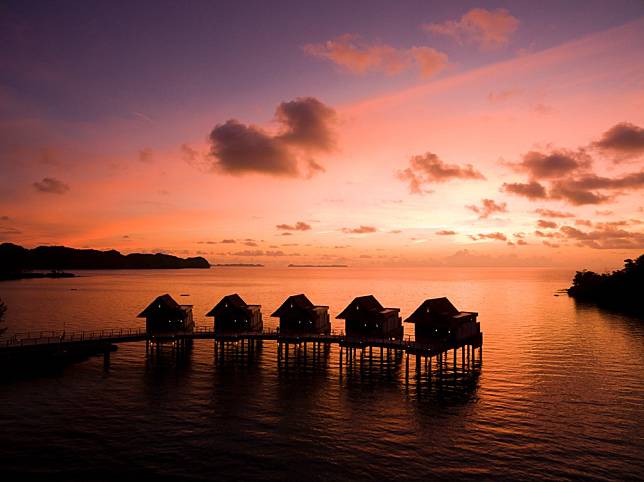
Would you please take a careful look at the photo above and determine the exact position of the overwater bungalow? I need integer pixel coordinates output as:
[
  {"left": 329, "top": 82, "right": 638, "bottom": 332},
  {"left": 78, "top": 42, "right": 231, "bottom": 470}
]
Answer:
[
  {"left": 138, "top": 294, "right": 194, "bottom": 335},
  {"left": 404, "top": 297, "right": 479, "bottom": 343},
  {"left": 206, "top": 293, "right": 263, "bottom": 334},
  {"left": 336, "top": 295, "right": 403, "bottom": 340},
  {"left": 271, "top": 294, "right": 330, "bottom": 335}
]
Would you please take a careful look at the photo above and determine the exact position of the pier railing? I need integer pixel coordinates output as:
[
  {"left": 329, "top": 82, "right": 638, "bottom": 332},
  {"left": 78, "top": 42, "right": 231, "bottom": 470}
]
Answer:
[
  {"left": 0, "top": 325, "right": 481, "bottom": 353},
  {"left": 1, "top": 327, "right": 147, "bottom": 348}
]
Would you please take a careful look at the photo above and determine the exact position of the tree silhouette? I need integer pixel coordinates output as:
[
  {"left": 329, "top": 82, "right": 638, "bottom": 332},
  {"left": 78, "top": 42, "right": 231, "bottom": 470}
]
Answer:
[
  {"left": 568, "top": 254, "right": 644, "bottom": 316},
  {"left": 0, "top": 298, "right": 6, "bottom": 336}
]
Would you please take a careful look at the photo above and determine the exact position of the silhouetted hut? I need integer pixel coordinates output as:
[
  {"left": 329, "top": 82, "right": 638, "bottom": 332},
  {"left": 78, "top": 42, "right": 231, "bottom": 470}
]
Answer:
[
  {"left": 336, "top": 295, "right": 402, "bottom": 339},
  {"left": 206, "top": 293, "right": 263, "bottom": 334},
  {"left": 404, "top": 297, "right": 479, "bottom": 343},
  {"left": 271, "top": 294, "right": 330, "bottom": 335},
  {"left": 138, "top": 294, "right": 194, "bottom": 335}
]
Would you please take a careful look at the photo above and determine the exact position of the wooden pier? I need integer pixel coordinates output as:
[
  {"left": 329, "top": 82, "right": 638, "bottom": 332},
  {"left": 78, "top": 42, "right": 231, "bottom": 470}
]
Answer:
[{"left": 0, "top": 326, "right": 482, "bottom": 378}]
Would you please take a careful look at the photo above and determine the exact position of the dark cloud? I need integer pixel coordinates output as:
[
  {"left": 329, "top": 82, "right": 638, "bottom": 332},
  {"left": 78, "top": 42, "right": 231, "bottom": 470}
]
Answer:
[
  {"left": 517, "top": 149, "right": 591, "bottom": 179},
  {"left": 436, "top": 230, "right": 457, "bottom": 235},
  {"left": 281, "top": 232, "right": 293, "bottom": 236},
  {"left": 221, "top": 239, "right": 236, "bottom": 244},
  {"left": 487, "top": 88, "right": 521, "bottom": 103},
  {"left": 560, "top": 225, "right": 644, "bottom": 249},
  {"left": 208, "top": 98, "right": 335, "bottom": 178},
  {"left": 534, "top": 230, "right": 563, "bottom": 238},
  {"left": 341, "top": 225, "right": 377, "bottom": 234},
  {"left": 209, "top": 120, "right": 298, "bottom": 176},
  {"left": 517, "top": 239, "right": 528, "bottom": 245},
  {"left": 534, "top": 208, "right": 574, "bottom": 218},
  {"left": 575, "top": 219, "right": 593, "bottom": 227},
  {"left": 275, "top": 97, "right": 336, "bottom": 151},
  {"left": 502, "top": 181, "right": 547, "bottom": 199},
  {"left": 306, "top": 159, "right": 326, "bottom": 178},
  {"left": 397, "top": 152, "right": 485, "bottom": 194},
  {"left": 537, "top": 219, "right": 557, "bottom": 229},
  {"left": 0, "top": 227, "right": 21, "bottom": 235},
  {"left": 593, "top": 122, "right": 644, "bottom": 160},
  {"left": 466, "top": 198, "right": 507, "bottom": 219},
  {"left": 548, "top": 182, "right": 611, "bottom": 205},
  {"left": 231, "top": 250, "right": 286, "bottom": 257},
  {"left": 138, "top": 148, "right": 154, "bottom": 163},
  {"left": 276, "top": 221, "right": 312, "bottom": 231},
  {"left": 543, "top": 241, "right": 560, "bottom": 248},
  {"left": 556, "top": 172, "right": 644, "bottom": 190},
  {"left": 33, "top": 177, "right": 69, "bottom": 194},
  {"left": 470, "top": 232, "right": 507, "bottom": 241},
  {"left": 0, "top": 215, "right": 9, "bottom": 221},
  {"left": 503, "top": 124, "right": 644, "bottom": 205}
]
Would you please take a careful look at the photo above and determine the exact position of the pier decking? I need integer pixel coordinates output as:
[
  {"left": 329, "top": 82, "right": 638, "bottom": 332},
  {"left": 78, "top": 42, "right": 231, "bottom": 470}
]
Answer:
[{"left": 0, "top": 326, "right": 482, "bottom": 366}]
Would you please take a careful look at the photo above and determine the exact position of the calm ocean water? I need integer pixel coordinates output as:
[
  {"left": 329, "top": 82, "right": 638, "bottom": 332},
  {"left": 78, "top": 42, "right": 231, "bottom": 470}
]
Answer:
[{"left": 0, "top": 267, "right": 643, "bottom": 480}]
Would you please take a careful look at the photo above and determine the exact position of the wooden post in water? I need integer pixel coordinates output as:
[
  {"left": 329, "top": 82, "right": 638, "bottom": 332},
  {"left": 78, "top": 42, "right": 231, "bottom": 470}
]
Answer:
[
  {"left": 462, "top": 345, "right": 465, "bottom": 372},
  {"left": 103, "top": 345, "right": 110, "bottom": 370}
]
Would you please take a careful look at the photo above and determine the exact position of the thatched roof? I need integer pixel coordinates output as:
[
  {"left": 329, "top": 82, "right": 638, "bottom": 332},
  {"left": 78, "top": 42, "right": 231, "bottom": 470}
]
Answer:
[
  {"left": 137, "top": 294, "right": 186, "bottom": 318},
  {"left": 271, "top": 294, "right": 326, "bottom": 317},
  {"left": 404, "top": 297, "right": 476, "bottom": 323},
  {"left": 336, "top": 295, "right": 399, "bottom": 319},
  {"left": 206, "top": 293, "right": 253, "bottom": 317}
]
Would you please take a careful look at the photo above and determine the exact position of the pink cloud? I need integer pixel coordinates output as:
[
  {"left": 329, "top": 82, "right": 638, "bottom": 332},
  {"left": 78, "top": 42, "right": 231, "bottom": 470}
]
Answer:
[
  {"left": 303, "top": 35, "right": 447, "bottom": 78},
  {"left": 424, "top": 8, "right": 519, "bottom": 50}
]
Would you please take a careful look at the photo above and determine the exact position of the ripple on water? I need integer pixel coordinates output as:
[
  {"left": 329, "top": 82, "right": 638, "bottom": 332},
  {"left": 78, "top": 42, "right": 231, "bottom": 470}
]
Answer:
[{"left": 0, "top": 267, "right": 643, "bottom": 480}]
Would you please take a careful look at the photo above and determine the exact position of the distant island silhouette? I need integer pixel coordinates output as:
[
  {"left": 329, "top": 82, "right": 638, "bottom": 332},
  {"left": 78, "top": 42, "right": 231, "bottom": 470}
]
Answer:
[
  {"left": 288, "top": 264, "right": 348, "bottom": 268},
  {"left": 212, "top": 263, "right": 264, "bottom": 267},
  {"left": 0, "top": 243, "right": 210, "bottom": 276},
  {"left": 567, "top": 254, "right": 643, "bottom": 317},
  {"left": 0, "top": 270, "right": 76, "bottom": 281}
]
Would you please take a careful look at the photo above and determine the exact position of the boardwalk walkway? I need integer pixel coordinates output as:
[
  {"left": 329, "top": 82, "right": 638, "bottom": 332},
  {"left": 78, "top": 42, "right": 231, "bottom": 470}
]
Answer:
[{"left": 0, "top": 326, "right": 482, "bottom": 359}]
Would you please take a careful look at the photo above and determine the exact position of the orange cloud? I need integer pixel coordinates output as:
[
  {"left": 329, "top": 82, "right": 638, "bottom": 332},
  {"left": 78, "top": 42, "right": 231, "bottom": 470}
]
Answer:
[
  {"left": 303, "top": 34, "right": 448, "bottom": 78},
  {"left": 276, "top": 221, "right": 312, "bottom": 231},
  {"left": 424, "top": 8, "right": 519, "bottom": 50},
  {"left": 341, "top": 225, "right": 377, "bottom": 234}
]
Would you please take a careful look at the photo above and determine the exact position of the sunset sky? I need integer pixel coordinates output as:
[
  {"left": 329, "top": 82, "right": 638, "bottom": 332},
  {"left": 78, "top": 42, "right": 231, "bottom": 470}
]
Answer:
[{"left": 1, "top": 1, "right": 643, "bottom": 269}]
